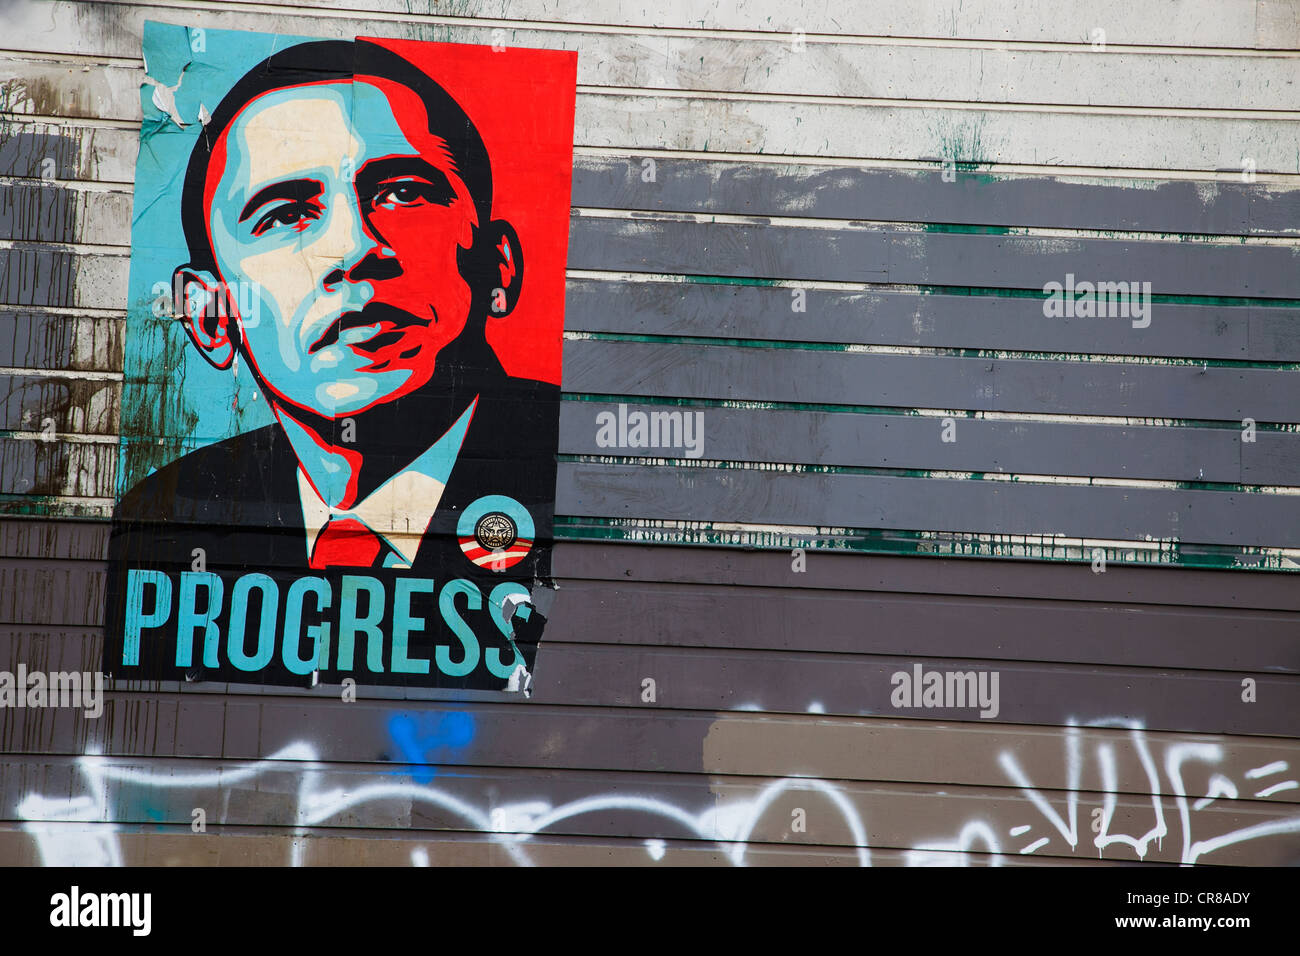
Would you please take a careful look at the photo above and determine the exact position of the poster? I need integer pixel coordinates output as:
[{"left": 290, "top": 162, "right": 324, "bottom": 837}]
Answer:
[{"left": 104, "top": 23, "right": 577, "bottom": 692}]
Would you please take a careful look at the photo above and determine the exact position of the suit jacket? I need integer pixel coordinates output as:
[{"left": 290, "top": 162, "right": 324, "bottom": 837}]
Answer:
[{"left": 105, "top": 368, "right": 559, "bottom": 690}]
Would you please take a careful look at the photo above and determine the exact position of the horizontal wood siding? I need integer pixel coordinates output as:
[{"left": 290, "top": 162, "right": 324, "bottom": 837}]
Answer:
[{"left": 0, "top": 0, "right": 1297, "bottom": 867}]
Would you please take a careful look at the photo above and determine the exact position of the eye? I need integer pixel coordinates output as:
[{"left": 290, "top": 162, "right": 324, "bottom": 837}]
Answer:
[
  {"left": 251, "top": 202, "right": 320, "bottom": 237},
  {"left": 371, "top": 178, "right": 453, "bottom": 210}
]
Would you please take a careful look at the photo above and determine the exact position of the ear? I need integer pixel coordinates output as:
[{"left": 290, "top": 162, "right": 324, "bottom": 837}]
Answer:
[
  {"left": 174, "top": 266, "right": 239, "bottom": 370},
  {"left": 477, "top": 220, "right": 524, "bottom": 319}
]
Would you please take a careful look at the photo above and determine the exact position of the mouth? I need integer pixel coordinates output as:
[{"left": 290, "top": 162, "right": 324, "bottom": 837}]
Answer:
[{"left": 308, "top": 303, "right": 431, "bottom": 355}]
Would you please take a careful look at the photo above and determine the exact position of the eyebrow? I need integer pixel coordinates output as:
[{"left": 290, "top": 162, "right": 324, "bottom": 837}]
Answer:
[{"left": 238, "top": 178, "right": 325, "bottom": 223}]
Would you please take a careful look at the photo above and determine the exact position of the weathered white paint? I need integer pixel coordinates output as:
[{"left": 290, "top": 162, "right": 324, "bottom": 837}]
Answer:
[
  {"left": 7, "top": 113, "right": 1299, "bottom": 190},
  {"left": 154, "top": 0, "right": 1300, "bottom": 49},
  {"left": 7, "top": 22, "right": 1299, "bottom": 110},
  {"left": 17, "top": 717, "right": 1300, "bottom": 867},
  {"left": 4, "top": 0, "right": 1297, "bottom": 177}
]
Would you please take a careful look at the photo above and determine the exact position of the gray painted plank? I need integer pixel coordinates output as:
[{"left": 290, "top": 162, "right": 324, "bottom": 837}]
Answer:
[
  {"left": 0, "top": 312, "right": 124, "bottom": 372},
  {"left": 0, "top": 182, "right": 134, "bottom": 247},
  {"left": 15, "top": 219, "right": 1299, "bottom": 313},
  {"left": 0, "top": 246, "right": 76, "bottom": 309},
  {"left": 1, "top": 825, "right": 1100, "bottom": 867},
  {"left": 0, "top": 375, "right": 118, "bottom": 433},
  {"left": 0, "top": 245, "right": 124, "bottom": 310},
  {"left": 562, "top": 400, "right": 1300, "bottom": 485},
  {"left": 526, "top": 644, "right": 1300, "bottom": 737},
  {"left": 563, "top": 340, "right": 1300, "bottom": 422},
  {"left": 557, "top": 462, "right": 1300, "bottom": 548},
  {"left": 8, "top": 222, "right": 1300, "bottom": 323},
  {"left": 8, "top": 393, "right": 1295, "bottom": 486},
  {"left": 12, "top": 448, "right": 1296, "bottom": 546},
  {"left": 565, "top": 278, "right": 1300, "bottom": 362},
  {"left": 0, "top": 437, "right": 114, "bottom": 497},
  {"left": 1244, "top": 431, "right": 1300, "bottom": 483},
  {"left": 3, "top": 570, "right": 1298, "bottom": 674},
  {"left": 7, "top": 265, "right": 1296, "bottom": 370},
  {"left": 0, "top": 180, "right": 78, "bottom": 244},
  {"left": 4, "top": 756, "right": 1294, "bottom": 864},
  {"left": 2, "top": 275, "right": 1295, "bottom": 372},
  {"left": 7, "top": 158, "right": 1298, "bottom": 262},
  {"left": 546, "top": 582, "right": 1300, "bottom": 674},
  {"left": 555, "top": 542, "right": 1300, "bottom": 610},
  {"left": 4, "top": 518, "right": 1299, "bottom": 610},
  {"left": 0, "top": 518, "right": 109, "bottom": 560},
  {"left": 569, "top": 216, "right": 1300, "bottom": 299},
  {"left": 1, "top": 628, "right": 1294, "bottom": 736},
  {"left": 8, "top": 578, "right": 1297, "bottom": 673},
  {"left": 574, "top": 156, "right": 1300, "bottom": 238},
  {"left": 7, "top": 147, "right": 1300, "bottom": 250},
  {"left": 0, "top": 121, "right": 94, "bottom": 180},
  {"left": 2, "top": 694, "right": 1294, "bottom": 798},
  {"left": 0, "top": 559, "right": 105, "bottom": 627}
]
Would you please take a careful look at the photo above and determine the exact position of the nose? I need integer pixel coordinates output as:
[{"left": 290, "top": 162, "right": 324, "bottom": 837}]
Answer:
[{"left": 318, "top": 189, "right": 402, "bottom": 290}]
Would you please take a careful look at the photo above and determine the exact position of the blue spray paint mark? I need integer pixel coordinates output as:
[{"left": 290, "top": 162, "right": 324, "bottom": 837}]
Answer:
[{"left": 387, "top": 711, "right": 475, "bottom": 784}]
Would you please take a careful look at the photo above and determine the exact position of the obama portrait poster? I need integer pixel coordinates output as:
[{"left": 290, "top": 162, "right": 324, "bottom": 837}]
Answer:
[{"left": 107, "top": 23, "right": 577, "bottom": 694}]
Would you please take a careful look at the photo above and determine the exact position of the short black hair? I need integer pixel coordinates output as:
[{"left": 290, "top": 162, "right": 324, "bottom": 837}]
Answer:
[{"left": 180, "top": 38, "right": 493, "bottom": 275}]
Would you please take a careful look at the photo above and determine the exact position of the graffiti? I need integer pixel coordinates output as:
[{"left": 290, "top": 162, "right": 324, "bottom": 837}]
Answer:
[
  {"left": 386, "top": 711, "right": 476, "bottom": 784},
  {"left": 16, "top": 741, "right": 866, "bottom": 868},
  {"left": 907, "top": 717, "right": 1300, "bottom": 866},
  {"left": 15, "top": 715, "right": 1299, "bottom": 867},
  {"left": 905, "top": 822, "right": 1002, "bottom": 867}
]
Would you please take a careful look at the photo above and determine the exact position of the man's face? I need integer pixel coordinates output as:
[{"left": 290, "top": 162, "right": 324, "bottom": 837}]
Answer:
[{"left": 204, "top": 79, "right": 479, "bottom": 418}]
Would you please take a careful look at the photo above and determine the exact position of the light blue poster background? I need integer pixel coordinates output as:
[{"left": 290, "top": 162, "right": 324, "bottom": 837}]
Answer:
[{"left": 120, "top": 21, "right": 318, "bottom": 497}]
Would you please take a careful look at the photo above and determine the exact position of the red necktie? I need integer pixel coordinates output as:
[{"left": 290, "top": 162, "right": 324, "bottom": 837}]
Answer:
[{"left": 309, "top": 516, "right": 384, "bottom": 569}]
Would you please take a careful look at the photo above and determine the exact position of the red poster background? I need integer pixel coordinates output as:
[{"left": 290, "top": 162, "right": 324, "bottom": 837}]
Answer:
[{"left": 366, "top": 37, "right": 576, "bottom": 386}]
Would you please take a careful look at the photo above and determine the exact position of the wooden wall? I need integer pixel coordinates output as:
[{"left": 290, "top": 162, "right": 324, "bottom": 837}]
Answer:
[{"left": 1, "top": 0, "right": 1298, "bottom": 866}]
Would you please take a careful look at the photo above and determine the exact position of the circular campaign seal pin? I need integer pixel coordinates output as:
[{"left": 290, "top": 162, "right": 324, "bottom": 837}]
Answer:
[{"left": 458, "top": 495, "right": 534, "bottom": 572}]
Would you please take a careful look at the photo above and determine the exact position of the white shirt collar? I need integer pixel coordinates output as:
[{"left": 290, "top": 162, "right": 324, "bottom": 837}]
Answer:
[{"left": 297, "top": 397, "right": 478, "bottom": 568}]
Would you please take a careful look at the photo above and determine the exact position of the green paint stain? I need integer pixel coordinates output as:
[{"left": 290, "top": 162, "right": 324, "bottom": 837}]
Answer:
[
  {"left": 930, "top": 114, "right": 999, "bottom": 174},
  {"left": 679, "top": 274, "right": 781, "bottom": 287},
  {"left": 117, "top": 312, "right": 200, "bottom": 494},
  {"left": 553, "top": 517, "right": 1297, "bottom": 573},
  {"left": 923, "top": 223, "right": 1013, "bottom": 235},
  {"left": 926, "top": 284, "right": 1300, "bottom": 310},
  {"left": 560, "top": 393, "right": 1296, "bottom": 430},
  {"left": 571, "top": 330, "right": 1299, "bottom": 371}
]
